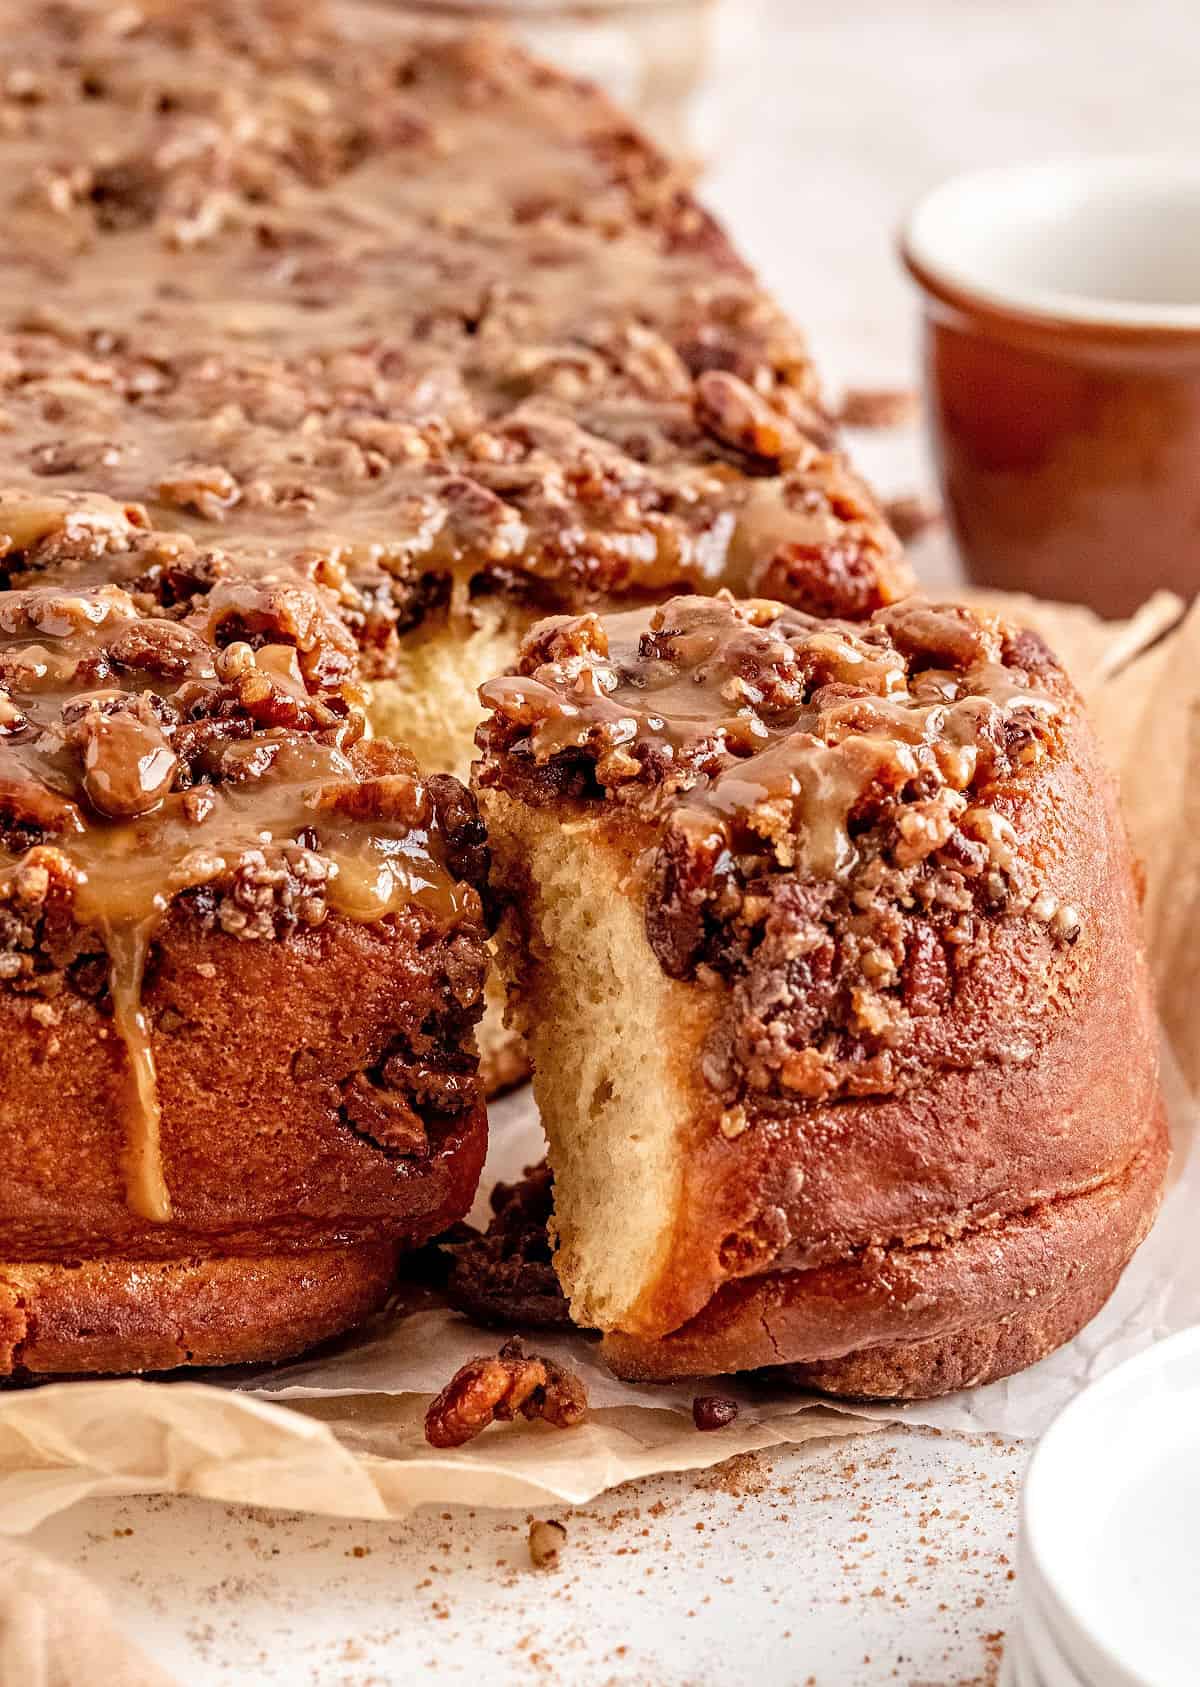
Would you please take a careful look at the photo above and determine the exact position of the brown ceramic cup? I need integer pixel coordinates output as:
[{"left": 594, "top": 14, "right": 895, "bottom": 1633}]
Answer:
[{"left": 901, "top": 160, "right": 1200, "bottom": 617}]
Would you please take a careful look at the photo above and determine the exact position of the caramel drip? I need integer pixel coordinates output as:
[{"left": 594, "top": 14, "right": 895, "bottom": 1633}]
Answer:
[
  {"left": 104, "top": 920, "right": 170, "bottom": 1223},
  {"left": 704, "top": 733, "right": 923, "bottom": 880},
  {"left": 0, "top": 766, "right": 461, "bottom": 1223},
  {"left": 14, "top": 759, "right": 462, "bottom": 1223}
]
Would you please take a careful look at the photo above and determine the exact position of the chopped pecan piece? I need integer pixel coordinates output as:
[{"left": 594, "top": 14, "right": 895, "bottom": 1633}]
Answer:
[
  {"left": 159, "top": 463, "right": 241, "bottom": 522},
  {"left": 528, "top": 1519, "right": 567, "bottom": 1571},
  {"left": 316, "top": 766, "right": 429, "bottom": 829},
  {"left": 692, "top": 1395, "right": 739, "bottom": 1431},
  {"left": 65, "top": 696, "right": 179, "bottom": 819},
  {"left": 196, "top": 575, "right": 356, "bottom": 680},
  {"left": 107, "top": 617, "right": 207, "bottom": 680},
  {"left": 444, "top": 1161, "right": 571, "bottom": 1330},
  {"left": 423, "top": 1336, "right": 587, "bottom": 1449},
  {"left": 211, "top": 846, "right": 330, "bottom": 939},
  {"left": 753, "top": 536, "right": 892, "bottom": 620},
  {"left": 339, "top": 1071, "right": 429, "bottom": 1158},
  {"left": 427, "top": 773, "right": 489, "bottom": 896},
  {"left": 883, "top": 492, "right": 944, "bottom": 545},
  {"left": 695, "top": 370, "right": 807, "bottom": 468},
  {"left": 516, "top": 612, "right": 610, "bottom": 674},
  {"left": 879, "top": 599, "right": 995, "bottom": 671}
]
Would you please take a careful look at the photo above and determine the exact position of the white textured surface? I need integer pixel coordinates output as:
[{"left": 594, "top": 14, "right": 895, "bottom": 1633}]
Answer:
[
  {"left": 30, "top": 1428, "right": 1025, "bottom": 1687},
  {"left": 27, "top": 3, "right": 1199, "bottom": 1681}
]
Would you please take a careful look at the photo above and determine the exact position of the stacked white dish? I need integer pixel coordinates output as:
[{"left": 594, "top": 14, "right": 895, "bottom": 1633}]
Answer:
[{"left": 1006, "top": 1327, "right": 1200, "bottom": 1686}]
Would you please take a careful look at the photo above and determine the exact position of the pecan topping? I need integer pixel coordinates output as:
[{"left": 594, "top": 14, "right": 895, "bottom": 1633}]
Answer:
[
  {"left": 0, "top": 0, "right": 915, "bottom": 638},
  {"left": 423, "top": 1337, "right": 588, "bottom": 1449},
  {"left": 479, "top": 592, "right": 1078, "bottom": 1107}
]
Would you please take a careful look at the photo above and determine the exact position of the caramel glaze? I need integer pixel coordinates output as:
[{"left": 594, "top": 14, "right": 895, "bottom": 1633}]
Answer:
[
  {"left": 0, "top": 550, "right": 473, "bottom": 1222},
  {"left": 480, "top": 594, "right": 1060, "bottom": 892},
  {"left": 478, "top": 594, "right": 1084, "bottom": 1107},
  {"left": 0, "top": 2, "right": 908, "bottom": 665}
]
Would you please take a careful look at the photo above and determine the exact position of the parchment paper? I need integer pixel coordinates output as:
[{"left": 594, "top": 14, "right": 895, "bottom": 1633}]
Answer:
[
  {"left": 0, "top": 584, "right": 1195, "bottom": 1550},
  {"left": 0, "top": 1538, "right": 175, "bottom": 1686}
]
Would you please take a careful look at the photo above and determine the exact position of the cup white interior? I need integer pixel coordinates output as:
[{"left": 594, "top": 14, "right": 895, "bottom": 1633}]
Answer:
[{"left": 903, "top": 158, "right": 1200, "bottom": 328}]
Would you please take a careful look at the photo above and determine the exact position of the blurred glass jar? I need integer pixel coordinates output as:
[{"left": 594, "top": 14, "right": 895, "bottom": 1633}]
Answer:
[{"left": 365, "top": 2, "right": 763, "bottom": 164}]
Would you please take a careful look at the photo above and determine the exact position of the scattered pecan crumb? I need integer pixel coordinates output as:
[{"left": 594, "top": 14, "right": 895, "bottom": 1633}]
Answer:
[
  {"left": 444, "top": 1161, "right": 572, "bottom": 1330},
  {"left": 527, "top": 1518, "right": 567, "bottom": 1571},
  {"left": 695, "top": 1450, "right": 770, "bottom": 1495},
  {"left": 837, "top": 387, "right": 920, "bottom": 429},
  {"left": 718, "top": 1106, "right": 749, "bottom": 1141},
  {"left": 423, "top": 1337, "right": 587, "bottom": 1449},
  {"left": 884, "top": 492, "right": 945, "bottom": 544},
  {"left": 1049, "top": 903, "right": 1082, "bottom": 945},
  {"left": 693, "top": 1396, "right": 740, "bottom": 1432}
]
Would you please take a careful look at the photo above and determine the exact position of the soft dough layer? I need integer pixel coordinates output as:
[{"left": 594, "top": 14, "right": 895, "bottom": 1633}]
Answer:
[
  {"left": 489, "top": 792, "right": 702, "bottom": 1332},
  {"left": 367, "top": 601, "right": 531, "bottom": 786},
  {"left": 367, "top": 599, "right": 533, "bottom": 1095}
]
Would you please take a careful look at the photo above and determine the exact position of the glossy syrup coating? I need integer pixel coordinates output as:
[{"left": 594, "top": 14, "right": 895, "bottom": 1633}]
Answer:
[{"left": 0, "top": 0, "right": 907, "bottom": 649}]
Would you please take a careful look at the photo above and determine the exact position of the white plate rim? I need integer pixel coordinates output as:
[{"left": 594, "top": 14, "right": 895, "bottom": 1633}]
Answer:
[{"left": 1021, "top": 1325, "right": 1200, "bottom": 1687}]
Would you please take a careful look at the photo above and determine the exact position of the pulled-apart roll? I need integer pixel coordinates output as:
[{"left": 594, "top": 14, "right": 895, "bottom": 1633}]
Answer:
[{"left": 475, "top": 593, "right": 1167, "bottom": 1398}]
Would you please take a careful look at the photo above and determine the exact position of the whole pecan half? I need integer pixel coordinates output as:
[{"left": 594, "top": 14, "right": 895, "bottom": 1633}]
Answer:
[{"left": 423, "top": 1337, "right": 587, "bottom": 1449}]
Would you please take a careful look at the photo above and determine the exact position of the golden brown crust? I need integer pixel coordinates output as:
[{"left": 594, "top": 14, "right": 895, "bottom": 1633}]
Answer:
[
  {"left": 0, "top": 908, "right": 488, "bottom": 1263},
  {"left": 0, "top": 1242, "right": 401, "bottom": 1377},
  {"left": 601, "top": 1104, "right": 1168, "bottom": 1395}
]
